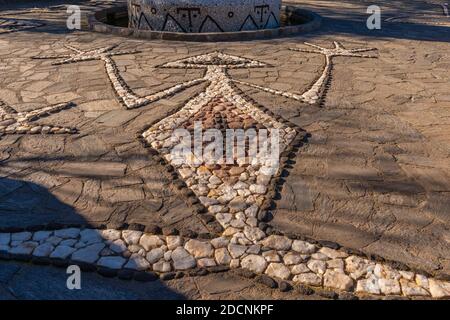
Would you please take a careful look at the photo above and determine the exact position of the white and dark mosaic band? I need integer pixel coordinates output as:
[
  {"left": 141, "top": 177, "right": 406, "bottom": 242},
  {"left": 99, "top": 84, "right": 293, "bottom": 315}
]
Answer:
[
  {"left": 0, "top": 18, "right": 44, "bottom": 34},
  {"left": 0, "top": 99, "right": 77, "bottom": 136},
  {"left": 1, "top": 225, "right": 449, "bottom": 298},
  {"left": 128, "top": 0, "right": 281, "bottom": 33}
]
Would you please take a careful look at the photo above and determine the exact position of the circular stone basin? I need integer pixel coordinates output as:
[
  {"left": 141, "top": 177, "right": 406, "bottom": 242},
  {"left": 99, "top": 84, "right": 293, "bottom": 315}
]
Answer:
[
  {"left": 128, "top": 0, "right": 281, "bottom": 33},
  {"left": 88, "top": 5, "right": 321, "bottom": 41}
]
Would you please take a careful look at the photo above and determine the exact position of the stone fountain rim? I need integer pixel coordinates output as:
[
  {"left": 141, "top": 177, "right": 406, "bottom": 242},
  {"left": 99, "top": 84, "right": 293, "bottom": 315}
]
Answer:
[{"left": 87, "top": 5, "right": 321, "bottom": 42}]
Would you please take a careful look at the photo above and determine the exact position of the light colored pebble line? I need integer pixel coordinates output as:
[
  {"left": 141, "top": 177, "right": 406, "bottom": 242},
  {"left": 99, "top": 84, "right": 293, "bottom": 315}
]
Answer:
[
  {"left": 385, "top": 17, "right": 450, "bottom": 25},
  {"left": 1, "top": 7, "right": 62, "bottom": 16},
  {"left": 1, "top": 229, "right": 449, "bottom": 299},
  {"left": 232, "top": 42, "right": 377, "bottom": 105},
  {"left": 32, "top": 44, "right": 146, "bottom": 109},
  {"left": 32, "top": 44, "right": 209, "bottom": 110},
  {"left": 143, "top": 78, "right": 208, "bottom": 105},
  {"left": 0, "top": 99, "right": 77, "bottom": 135},
  {"left": 0, "top": 19, "right": 44, "bottom": 34},
  {"left": 289, "top": 42, "right": 378, "bottom": 104},
  {"left": 159, "top": 51, "right": 268, "bottom": 70},
  {"left": 232, "top": 79, "right": 308, "bottom": 103},
  {"left": 102, "top": 55, "right": 150, "bottom": 109}
]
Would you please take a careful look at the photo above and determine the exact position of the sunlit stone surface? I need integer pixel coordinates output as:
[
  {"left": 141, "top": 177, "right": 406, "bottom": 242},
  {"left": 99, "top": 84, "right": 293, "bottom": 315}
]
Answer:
[{"left": 128, "top": 0, "right": 281, "bottom": 32}]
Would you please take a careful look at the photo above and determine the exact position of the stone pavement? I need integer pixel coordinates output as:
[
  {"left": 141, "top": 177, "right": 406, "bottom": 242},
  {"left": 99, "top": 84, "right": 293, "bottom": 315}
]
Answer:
[
  {"left": 0, "top": 0, "right": 450, "bottom": 300},
  {"left": 0, "top": 260, "right": 327, "bottom": 300}
]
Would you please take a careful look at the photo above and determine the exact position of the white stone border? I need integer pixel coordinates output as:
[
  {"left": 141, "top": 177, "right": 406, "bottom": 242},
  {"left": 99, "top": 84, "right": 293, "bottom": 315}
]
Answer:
[
  {"left": 0, "top": 99, "right": 77, "bottom": 135},
  {"left": 1, "top": 227, "right": 449, "bottom": 298}
]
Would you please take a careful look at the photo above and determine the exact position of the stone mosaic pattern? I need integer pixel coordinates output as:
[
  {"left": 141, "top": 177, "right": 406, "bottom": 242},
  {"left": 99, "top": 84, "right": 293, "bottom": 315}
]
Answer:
[
  {"left": 1, "top": 0, "right": 450, "bottom": 300},
  {"left": 142, "top": 51, "right": 297, "bottom": 235},
  {"left": 33, "top": 44, "right": 207, "bottom": 109},
  {"left": 128, "top": 0, "right": 281, "bottom": 33},
  {"left": 235, "top": 42, "right": 377, "bottom": 105},
  {"left": 0, "top": 99, "right": 77, "bottom": 135},
  {"left": 2, "top": 42, "right": 450, "bottom": 299},
  {"left": 0, "top": 18, "right": 43, "bottom": 34},
  {"left": 1, "top": 227, "right": 450, "bottom": 298}
]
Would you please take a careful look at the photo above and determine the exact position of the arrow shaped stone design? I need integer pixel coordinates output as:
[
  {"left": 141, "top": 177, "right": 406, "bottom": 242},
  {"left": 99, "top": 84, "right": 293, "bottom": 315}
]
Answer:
[
  {"left": 33, "top": 44, "right": 207, "bottom": 109},
  {"left": 0, "top": 99, "right": 76, "bottom": 136},
  {"left": 2, "top": 44, "right": 450, "bottom": 299},
  {"left": 234, "top": 41, "right": 377, "bottom": 104},
  {"left": 143, "top": 51, "right": 298, "bottom": 233}
]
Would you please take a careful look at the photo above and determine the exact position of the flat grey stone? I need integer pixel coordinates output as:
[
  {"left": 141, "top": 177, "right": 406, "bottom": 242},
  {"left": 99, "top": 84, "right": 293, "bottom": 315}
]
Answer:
[
  {"left": 146, "top": 247, "right": 165, "bottom": 264},
  {"left": 32, "top": 231, "right": 52, "bottom": 242},
  {"left": 109, "top": 239, "right": 127, "bottom": 254},
  {"left": 124, "top": 253, "right": 150, "bottom": 271},
  {"left": 60, "top": 239, "right": 77, "bottom": 247},
  {"left": 97, "top": 256, "right": 127, "bottom": 269},
  {"left": 95, "top": 110, "right": 139, "bottom": 127},
  {"left": 32, "top": 243, "right": 54, "bottom": 257},
  {"left": 50, "top": 245, "right": 76, "bottom": 259},
  {"left": 45, "top": 236, "right": 63, "bottom": 246},
  {"left": 71, "top": 243, "right": 105, "bottom": 264},
  {"left": 241, "top": 254, "right": 267, "bottom": 274},
  {"left": 0, "top": 233, "right": 10, "bottom": 245},
  {"left": 79, "top": 229, "right": 103, "bottom": 244},
  {"left": 11, "top": 232, "right": 32, "bottom": 242},
  {"left": 58, "top": 162, "right": 127, "bottom": 177},
  {"left": 9, "top": 241, "right": 38, "bottom": 255},
  {"left": 54, "top": 228, "right": 80, "bottom": 239},
  {"left": 172, "top": 247, "right": 196, "bottom": 270},
  {"left": 101, "top": 229, "right": 121, "bottom": 241},
  {"left": 184, "top": 239, "right": 214, "bottom": 259}
]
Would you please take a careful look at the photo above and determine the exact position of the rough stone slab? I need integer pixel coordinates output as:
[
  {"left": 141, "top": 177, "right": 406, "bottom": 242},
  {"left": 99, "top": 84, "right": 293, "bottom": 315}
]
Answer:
[
  {"left": 54, "top": 228, "right": 80, "bottom": 239},
  {"left": 32, "top": 243, "right": 54, "bottom": 257},
  {"left": 293, "top": 273, "right": 322, "bottom": 286},
  {"left": 265, "top": 263, "right": 291, "bottom": 280},
  {"left": 261, "top": 235, "right": 292, "bottom": 251},
  {"left": 291, "top": 240, "right": 316, "bottom": 254},
  {"left": 101, "top": 229, "right": 122, "bottom": 241},
  {"left": 241, "top": 254, "right": 267, "bottom": 274},
  {"left": 124, "top": 254, "right": 150, "bottom": 271},
  {"left": 172, "top": 247, "right": 196, "bottom": 270},
  {"left": 429, "top": 279, "right": 450, "bottom": 298},
  {"left": 50, "top": 245, "right": 76, "bottom": 259},
  {"left": 79, "top": 229, "right": 103, "bottom": 244},
  {"left": 146, "top": 247, "right": 165, "bottom": 264},
  {"left": 140, "top": 234, "right": 164, "bottom": 251},
  {"left": 323, "top": 270, "right": 354, "bottom": 291},
  {"left": 71, "top": 243, "right": 105, "bottom": 264},
  {"left": 97, "top": 256, "right": 127, "bottom": 269},
  {"left": 11, "top": 232, "right": 32, "bottom": 242},
  {"left": 58, "top": 162, "right": 127, "bottom": 177},
  {"left": 185, "top": 239, "right": 214, "bottom": 259},
  {"left": 9, "top": 242, "right": 38, "bottom": 255},
  {"left": 0, "top": 233, "right": 10, "bottom": 245},
  {"left": 214, "top": 247, "right": 232, "bottom": 265},
  {"left": 109, "top": 239, "right": 127, "bottom": 253},
  {"left": 379, "top": 278, "right": 401, "bottom": 295},
  {"left": 32, "top": 231, "right": 53, "bottom": 242}
]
